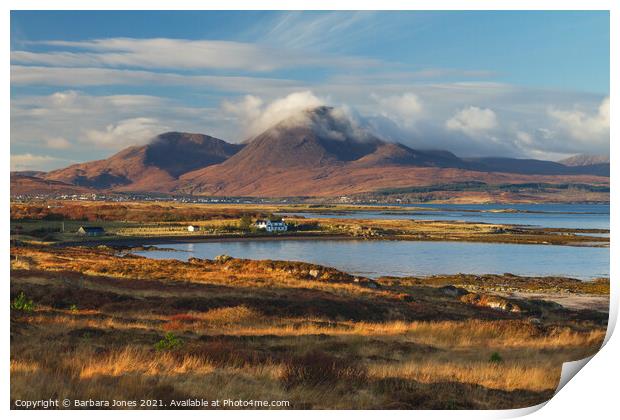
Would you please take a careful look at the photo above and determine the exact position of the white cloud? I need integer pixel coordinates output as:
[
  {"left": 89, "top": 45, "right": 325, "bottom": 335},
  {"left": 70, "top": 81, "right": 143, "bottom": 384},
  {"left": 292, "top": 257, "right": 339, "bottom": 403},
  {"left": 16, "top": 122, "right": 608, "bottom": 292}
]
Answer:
[
  {"left": 11, "top": 91, "right": 230, "bottom": 157},
  {"left": 259, "top": 12, "right": 376, "bottom": 52},
  {"left": 222, "top": 91, "right": 325, "bottom": 138},
  {"left": 445, "top": 106, "right": 498, "bottom": 137},
  {"left": 12, "top": 37, "right": 377, "bottom": 72},
  {"left": 373, "top": 92, "right": 423, "bottom": 127},
  {"left": 11, "top": 153, "right": 69, "bottom": 171},
  {"left": 221, "top": 95, "right": 264, "bottom": 123},
  {"left": 11, "top": 65, "right": 299, "bottom": 95},
  {"left": 45, "top": 137, "right": 71, "bottom": 149},
  {"left": 10, "top": 83, "right": 611, "bottom": 163},
  {"left": 548, "top": 97, "right": 609, "bottom": 143},
  {"left": 83, "top": 117, "right": 170, "bottom": 149},
  {"left": 12, "top": 90, "right": 166, "bottom": 116},
  {"left": 50, "top": 90, "right": 79, "bottom": 106}
]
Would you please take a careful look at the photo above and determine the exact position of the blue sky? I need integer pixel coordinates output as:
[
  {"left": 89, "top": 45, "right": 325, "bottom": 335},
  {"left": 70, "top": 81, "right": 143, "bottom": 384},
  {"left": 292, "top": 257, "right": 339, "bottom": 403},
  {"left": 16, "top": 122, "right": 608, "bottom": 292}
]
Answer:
[{"left": 10, "top": 11, "right": 610, "bottom": 170}]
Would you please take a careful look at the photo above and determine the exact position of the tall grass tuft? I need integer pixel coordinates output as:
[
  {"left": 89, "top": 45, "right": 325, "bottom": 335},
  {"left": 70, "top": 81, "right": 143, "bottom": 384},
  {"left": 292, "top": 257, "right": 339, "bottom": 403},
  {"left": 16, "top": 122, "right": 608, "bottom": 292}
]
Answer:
[{"left": 281, "top": 350, "right": 367, "bottom": 388}]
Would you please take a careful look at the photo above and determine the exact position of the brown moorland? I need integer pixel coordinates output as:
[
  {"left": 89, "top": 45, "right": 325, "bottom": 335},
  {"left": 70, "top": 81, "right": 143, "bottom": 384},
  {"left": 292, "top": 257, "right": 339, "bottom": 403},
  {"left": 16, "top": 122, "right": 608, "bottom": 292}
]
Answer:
[{"left": 10, "top": 245, "right": 607, "bottom": 409}]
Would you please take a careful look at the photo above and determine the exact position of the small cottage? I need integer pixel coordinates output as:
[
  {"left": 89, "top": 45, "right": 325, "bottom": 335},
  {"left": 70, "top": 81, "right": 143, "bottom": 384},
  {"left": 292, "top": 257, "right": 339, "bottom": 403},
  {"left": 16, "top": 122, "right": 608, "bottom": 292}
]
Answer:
[
  {"left": 77, "top": 226, "right": 105, "bottom": 237},
  {"left": 255, "top": 219, "right": 288, "bottom": 232}
]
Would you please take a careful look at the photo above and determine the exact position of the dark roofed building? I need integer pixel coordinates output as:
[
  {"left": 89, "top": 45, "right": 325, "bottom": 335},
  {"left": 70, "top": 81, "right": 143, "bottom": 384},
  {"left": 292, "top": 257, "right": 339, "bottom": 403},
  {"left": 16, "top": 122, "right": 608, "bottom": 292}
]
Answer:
[{"left": 77, "top": 226, "right": 105, "bottom": 237}]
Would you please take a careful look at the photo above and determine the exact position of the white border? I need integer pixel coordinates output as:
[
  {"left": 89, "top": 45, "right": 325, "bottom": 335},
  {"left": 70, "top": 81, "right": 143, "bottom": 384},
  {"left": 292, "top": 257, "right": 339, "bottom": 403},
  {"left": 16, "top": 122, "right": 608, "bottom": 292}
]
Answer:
[{"left": 3, "top": 1, "right": 617, "bottom": 419}]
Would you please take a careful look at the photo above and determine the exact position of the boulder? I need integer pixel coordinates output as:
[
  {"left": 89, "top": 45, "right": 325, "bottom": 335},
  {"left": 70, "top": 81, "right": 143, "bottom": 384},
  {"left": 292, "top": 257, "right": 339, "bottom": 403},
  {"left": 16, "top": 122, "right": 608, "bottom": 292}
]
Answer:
[
  {"left": 214, "top": 254, "right": 233, "bottom": 263},
  {"left": 438, "top": 285, "right": 469, "bottom": 297},
  {"left": 460, "top": 293, "right": 521, "bottom": 313}
]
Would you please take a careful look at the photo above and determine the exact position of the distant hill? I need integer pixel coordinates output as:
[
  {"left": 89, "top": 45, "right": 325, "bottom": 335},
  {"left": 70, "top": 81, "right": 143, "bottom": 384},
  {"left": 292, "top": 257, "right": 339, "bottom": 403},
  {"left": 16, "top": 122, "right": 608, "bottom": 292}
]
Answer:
[
  {"left": 560, "top": 154, "right": 609, "bottom": 167},
  {"left": 11, "top": 108, "right": 610, "bottom": 197},
  {"left": 560, "top": 155, "right": 609, "bottom": 166},
  {"left": 10, "top": 174, "right": 90, "bottom": 195},
  {"left": 555, "top": 154, "right": 610, "bottom": 177},
  {"left": 463, "top": 156, "right": 609, "bottom": 177},
  {"left": 11, "top": 170, "right": 46, "bottom": 178},
  {"left": 44, "top": 132, "right": 243, "bottom": 191}
]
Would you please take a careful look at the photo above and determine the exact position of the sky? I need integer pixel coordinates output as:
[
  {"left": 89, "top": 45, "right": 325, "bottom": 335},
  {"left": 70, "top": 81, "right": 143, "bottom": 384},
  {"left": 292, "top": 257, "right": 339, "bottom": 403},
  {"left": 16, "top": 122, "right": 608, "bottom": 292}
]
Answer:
[{"left": 10, "top": 11, "right": 610, "bottom": 171}]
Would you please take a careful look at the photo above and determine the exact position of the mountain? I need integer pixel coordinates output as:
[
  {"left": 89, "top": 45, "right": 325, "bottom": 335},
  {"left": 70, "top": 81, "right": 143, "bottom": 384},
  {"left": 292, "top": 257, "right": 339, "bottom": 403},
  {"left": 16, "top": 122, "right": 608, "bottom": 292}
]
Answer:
[
  {"left": 560, "top": 154, "right": 609, "bottom": 167},
  {"left": 470, "top": 157, "right": 610, "bottom": 177},
  {"left": 177, "top": 107, "right": 470, "bottom": 195},
  {"left": 556, "top": 154, "right": 610, "bottom": 176},
  {"left": 11, "top": 170, "right": 46, "bottom": 178},
  {"left": 10, "top": 174, "right": 90, "bottom": 196},
  {"left": 463, "top": 157, "right": 610, "bottom": 176},
  {"left": 216, "top": 106, "right": 384, "bottom": 170},
  {"left": 354, "top": 143, "right": 464, "bottom": 168},
  {"left": 13, "top": 108, "right": 609, "bottom": 197},
  {"left": 44, "top": 132, "right": 244, "bottom": 191},
  {"left": 176, "top": 107, "right": 608, "bottom": 196}
]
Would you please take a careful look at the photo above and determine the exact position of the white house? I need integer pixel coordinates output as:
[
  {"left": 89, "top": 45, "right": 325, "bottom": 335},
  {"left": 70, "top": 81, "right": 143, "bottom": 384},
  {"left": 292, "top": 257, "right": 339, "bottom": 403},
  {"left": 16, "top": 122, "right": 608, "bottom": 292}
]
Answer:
[
  {"left": 255, "top": 219, "right": 288, "bottom": 232},
  {"left": 187, "top": 225, "right": 198, "bottom": 232}
]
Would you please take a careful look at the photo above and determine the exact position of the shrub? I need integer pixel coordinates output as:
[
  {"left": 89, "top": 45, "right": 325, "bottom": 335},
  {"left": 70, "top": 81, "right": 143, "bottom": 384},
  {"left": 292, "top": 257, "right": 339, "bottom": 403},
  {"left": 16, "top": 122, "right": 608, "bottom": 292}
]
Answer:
[
  {"left": 238, "top": 214, "right": 252, "bottom": 231},
  {"left": 489, "top": 352, "right": 503, "bottom": 363},
  {"left": 154, "top": 332, "right": 183, "bottom": 351},
  {"left": 203, "top": 305, "right": 258, "bottom": 325},
  {"left": 219, "top": 224, "right": 239, "bottom": 233},
  {"left": 11, "top": 292, "right": 35, "bottom": 312},
  {"left": 281, "top": 351, "right": 367, "bottom": 388}
]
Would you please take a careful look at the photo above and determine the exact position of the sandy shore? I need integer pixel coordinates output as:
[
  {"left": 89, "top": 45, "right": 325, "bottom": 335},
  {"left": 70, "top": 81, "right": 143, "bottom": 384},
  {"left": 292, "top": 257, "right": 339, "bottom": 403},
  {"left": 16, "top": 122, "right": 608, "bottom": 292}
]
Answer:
[{"left": 495, "top": 291, "right": 609, "bottom": 312}]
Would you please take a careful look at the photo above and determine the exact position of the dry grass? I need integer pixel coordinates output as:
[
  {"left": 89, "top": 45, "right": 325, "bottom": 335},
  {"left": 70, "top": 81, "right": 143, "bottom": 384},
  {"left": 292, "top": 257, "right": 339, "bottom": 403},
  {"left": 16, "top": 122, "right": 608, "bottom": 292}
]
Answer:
[
  {"left": 11, "top": 300, "right": 604, "bottom": 409},
  {"left": 10, "top": 244, "right": 607, "bottom": 409}
]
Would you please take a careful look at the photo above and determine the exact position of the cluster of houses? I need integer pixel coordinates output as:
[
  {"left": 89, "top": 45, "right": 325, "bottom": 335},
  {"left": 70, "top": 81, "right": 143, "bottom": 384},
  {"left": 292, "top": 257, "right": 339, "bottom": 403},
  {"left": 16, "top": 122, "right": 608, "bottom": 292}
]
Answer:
[
  {"left": 187, "top": 219, "right": 288, "bottom": 233},
  {"left": 254, "top": 219, "right": 288, "bottom": 232},
  {"left": 75, "top": 218, "right": 288, "bottom": 237}
]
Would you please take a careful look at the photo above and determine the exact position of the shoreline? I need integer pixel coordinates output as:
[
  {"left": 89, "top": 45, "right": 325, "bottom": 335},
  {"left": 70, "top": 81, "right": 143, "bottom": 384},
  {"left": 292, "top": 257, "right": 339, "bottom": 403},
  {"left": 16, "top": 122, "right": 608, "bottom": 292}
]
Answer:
[
  {"left": 54, "top": 230, "right": 610, "bottom": 249},
  {"left": 57, "top": 232, "right": 353, "bottom": 248},
  {"left": 11, "top": 245, "right": 610, "bottom": 311},
  {"left": 494, "top": 291, "right": 609, "bottom": 312}
]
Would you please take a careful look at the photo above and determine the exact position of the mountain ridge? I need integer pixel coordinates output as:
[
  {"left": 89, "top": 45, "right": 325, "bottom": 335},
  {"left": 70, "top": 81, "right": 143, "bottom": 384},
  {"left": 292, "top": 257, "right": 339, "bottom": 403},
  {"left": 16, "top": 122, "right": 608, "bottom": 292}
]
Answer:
[
  {"left": 12, "top": 107, "right": 610, "bottom": 197},
  {"left": 43, "top": 132, "right": 243, "bottom": 191}
]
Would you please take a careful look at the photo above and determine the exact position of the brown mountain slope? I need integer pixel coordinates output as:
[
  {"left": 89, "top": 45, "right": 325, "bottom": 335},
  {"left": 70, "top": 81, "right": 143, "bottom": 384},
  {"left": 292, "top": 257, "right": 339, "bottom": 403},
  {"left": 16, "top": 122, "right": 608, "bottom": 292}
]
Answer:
[
  {"left": 177, "top": 107, "right": 608, "bottom": 196},
  {"left": 178, "top": 164, "right": 608, "bottom": 197},
  {"left": 10, "top": 174, "right": 90, "bottom": 196},
  {"left": 219, "top": 106, "right": 383, "bottom": 171},
  {"left": 354, "top": 143, "right": 464, "bottom": 168},
  {"left": 18, "top": 107, "right": 609, "bottom": 198},
  {"left": 44, "top": 132, "right": 243, "bottom": 191}
]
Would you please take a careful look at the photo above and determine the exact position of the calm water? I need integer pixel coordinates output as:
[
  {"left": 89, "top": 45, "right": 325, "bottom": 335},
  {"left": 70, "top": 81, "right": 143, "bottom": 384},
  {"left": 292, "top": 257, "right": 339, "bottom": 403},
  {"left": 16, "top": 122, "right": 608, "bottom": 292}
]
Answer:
[
  {"left": 135, "top": 204, "right": 609, "bottom": 280},
  {"left": 278, "top": 204, "right": 610, "bottom": 230},
  {"left": 135, "top": 239, "right": 609, "bottom": 280}
]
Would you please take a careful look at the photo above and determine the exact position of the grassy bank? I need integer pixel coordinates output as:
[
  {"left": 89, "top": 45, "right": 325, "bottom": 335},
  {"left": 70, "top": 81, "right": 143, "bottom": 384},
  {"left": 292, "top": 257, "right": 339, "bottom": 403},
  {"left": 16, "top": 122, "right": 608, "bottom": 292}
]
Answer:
[{"left": 10, "top": 200, "right": 609, "bottom": 247}]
